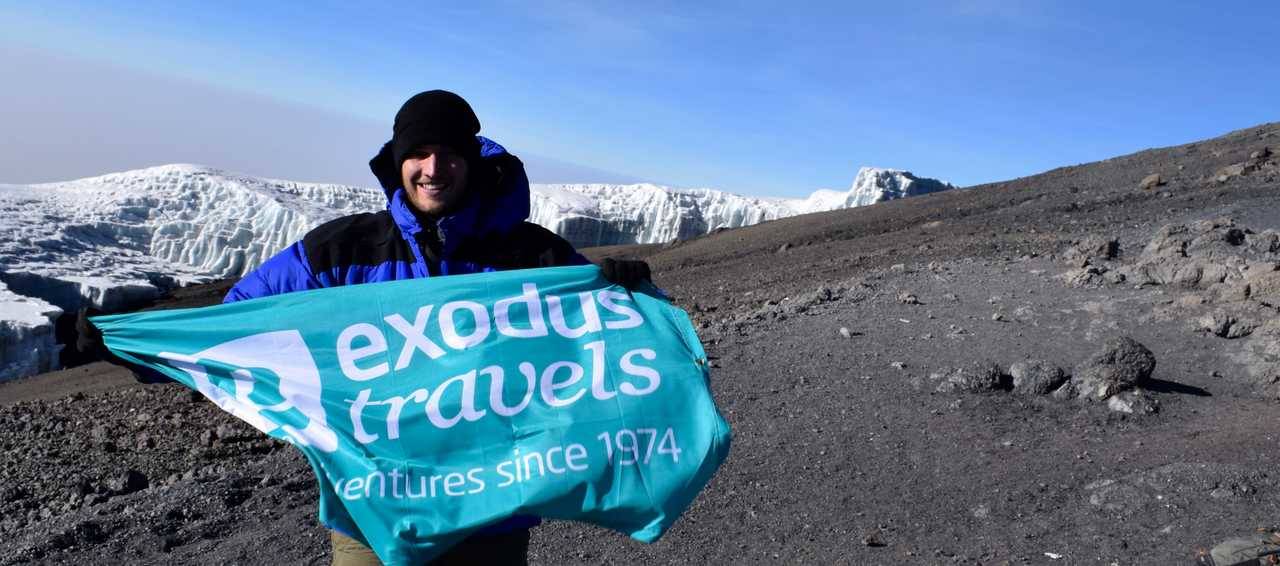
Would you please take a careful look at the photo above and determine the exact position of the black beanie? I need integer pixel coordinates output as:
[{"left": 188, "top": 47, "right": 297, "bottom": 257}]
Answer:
[{"left": 391, "top": 90, "right": 482, "bottom": 166}]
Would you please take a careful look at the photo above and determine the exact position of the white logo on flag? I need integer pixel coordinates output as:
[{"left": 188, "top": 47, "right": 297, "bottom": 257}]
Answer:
[{"left": 159, "top": 330, "right": 339, "bottom": 453}]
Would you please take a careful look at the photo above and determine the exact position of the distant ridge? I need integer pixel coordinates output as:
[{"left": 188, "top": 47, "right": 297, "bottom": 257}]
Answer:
[{"left": 530, "top": 167, "right": 955, "bottom": 247}]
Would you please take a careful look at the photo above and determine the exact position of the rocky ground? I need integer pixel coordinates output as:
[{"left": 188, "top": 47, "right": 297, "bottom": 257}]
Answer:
[{"left": 1, "top": 123, "right": 1278, "bottom": 565}]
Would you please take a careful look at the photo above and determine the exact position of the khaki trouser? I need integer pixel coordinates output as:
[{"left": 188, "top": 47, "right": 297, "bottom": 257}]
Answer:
[{"left": 330, "top": 529, "right": 530, "bottom": 566}]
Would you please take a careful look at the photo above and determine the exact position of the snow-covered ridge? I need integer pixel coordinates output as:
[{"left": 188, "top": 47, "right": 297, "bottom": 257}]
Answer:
[
  {"left": 0, "top": 163, "right": 951, "bottom": 381},
  {"left": 529, "top": 183, "right": 793, "bottom": 247},
  {"left": 0, "top": 164, "right": 385, "bottom": 380},
  {"left": 532, "top": 167, "right": 954, "bottom": 247},
  {"left": 0, "top": 163, "right": 384, "bottom": 303}
]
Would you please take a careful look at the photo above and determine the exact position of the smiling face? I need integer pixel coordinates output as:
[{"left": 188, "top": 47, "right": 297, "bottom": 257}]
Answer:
[{"left": 399, "top": 144, "right": 470, "bottom": 217}]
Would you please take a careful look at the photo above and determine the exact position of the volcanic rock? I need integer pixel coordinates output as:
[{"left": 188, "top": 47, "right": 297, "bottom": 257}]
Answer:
[
  {"left": 49, "top": 521, "right": 108, "bottom": 549},
  {"left": 1121, "top": 219, "right": 1279, "bottom": 292},
  {"left": 1215, "top": 163, "right": 1247, "bottom": 182},
  {"left": 1197, "top": 311, "right": 1258, "bottom": 338},
  {"left": 106, "top": 470, "right": 149, "bottom": 496},
  {"left": 1247, "top": 269, "right": 1280, "bottom": 306},
  {"left": 1063, "top": 235, "right": 1120, "bottom": 264},
  {"left": 1209, "top": 279, "right": 1251, "bottom": 303},
  {"left": 932, "top": 360, "right": 1008, "bottom": 393},
  {"left": 1071, "top": 337, "right": 1156, "bottom": 400},
  {"left": 1009, "top": 360, "right": 1068, "bottom": 395},
  {"left": 1248, "top": 231, "right": 1280, "bottom": 254},
  {"left": 1105, "top": 390, "right": 1158, "bottom": 414},
  {"left": 1139, "top": 173, "right": 1164, "bottom": 190},
  {"left": 1061, "top": 266, "right": 1108, "bottom": 288}
]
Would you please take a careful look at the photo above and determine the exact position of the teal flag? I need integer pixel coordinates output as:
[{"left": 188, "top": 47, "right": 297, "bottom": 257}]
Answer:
[{"left": 93, "top": 265, "right": 731, "bottom": 564}]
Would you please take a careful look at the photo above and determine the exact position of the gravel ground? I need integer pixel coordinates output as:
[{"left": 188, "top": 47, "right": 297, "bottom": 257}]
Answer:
[{"left": 2, "top": 122, "right": 1278, "bottom": 565}]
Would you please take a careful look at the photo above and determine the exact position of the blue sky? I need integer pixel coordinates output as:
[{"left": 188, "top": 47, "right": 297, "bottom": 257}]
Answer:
[{"left": 1, "top": 1, "right": 1276, "bottom": 196}]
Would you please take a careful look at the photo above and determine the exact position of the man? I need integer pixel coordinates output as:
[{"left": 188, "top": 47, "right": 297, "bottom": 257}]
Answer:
[{"left": 83, "top": 90, "right": 652, "bottom": 565}]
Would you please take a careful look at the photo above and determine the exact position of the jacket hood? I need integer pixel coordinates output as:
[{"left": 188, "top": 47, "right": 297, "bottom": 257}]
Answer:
[{"left": 369, "top": 136, "right": 531, "bottom": 257}]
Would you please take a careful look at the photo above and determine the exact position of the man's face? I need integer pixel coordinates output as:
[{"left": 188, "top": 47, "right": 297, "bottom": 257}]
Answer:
[{"left": 399, "top": 144, "right": 470, "bottom": 217}]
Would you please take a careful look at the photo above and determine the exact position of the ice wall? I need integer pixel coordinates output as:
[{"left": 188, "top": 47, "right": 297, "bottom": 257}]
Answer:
[
  {"left": 529, "top": 167, "right": 954, "bottom": 248},
  {"left": 0, "top": 281, "right": 63, "bottom": 382},
  {"left": 0, "top": 164, "right": 383, "bottom": 315}
]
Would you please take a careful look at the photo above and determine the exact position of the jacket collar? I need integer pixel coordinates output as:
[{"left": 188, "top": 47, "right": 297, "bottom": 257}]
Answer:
[{"left": 370, "top": 136, "right": 531, "bottom": 257}]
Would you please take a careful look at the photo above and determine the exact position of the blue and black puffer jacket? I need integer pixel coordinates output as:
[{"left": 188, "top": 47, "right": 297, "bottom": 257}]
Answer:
[{"left": 224, "top": 137, "right": 587, "bottom": 534}]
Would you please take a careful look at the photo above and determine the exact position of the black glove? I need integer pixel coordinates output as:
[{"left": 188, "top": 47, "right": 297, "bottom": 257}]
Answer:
[
  {"left": 75, "top": 307, "right": 108, "bottom": 358},
  {"left": 75, "top": 307, "right": 171, "bottom": 384},
  {"left": 600, "top": 258, "right": 652, "bottom": 290}
]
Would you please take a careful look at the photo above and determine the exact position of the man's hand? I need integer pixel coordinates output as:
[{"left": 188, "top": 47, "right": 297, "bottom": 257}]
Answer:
[
  {"left": 75, "top": 307, "right": 171, "bottom": 384},
  {"left": 601, "top": 258, "right": 652, "bottom": 290},
  {"left": 75, "top": 307, "right": 107, "bottom": 358}
]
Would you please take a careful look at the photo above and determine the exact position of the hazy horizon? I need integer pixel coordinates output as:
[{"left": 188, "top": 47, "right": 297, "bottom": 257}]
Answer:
[{"left": 0, "top": 45, "right": 651, "bottom": 189}]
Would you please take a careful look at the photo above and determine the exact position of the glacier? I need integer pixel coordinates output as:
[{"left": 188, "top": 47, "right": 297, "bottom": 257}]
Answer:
[
  {"left": 529, "top": 167, "right": 954, "bottom": 248},
  {"left": 0, "top": 280, "right": 63, "bottom": 381},
  {"left": 529, "top": 184, "right": 794, "bottom": 247},
  {"left": 0, "top": 163, "right": 951, "bottom": 381}
]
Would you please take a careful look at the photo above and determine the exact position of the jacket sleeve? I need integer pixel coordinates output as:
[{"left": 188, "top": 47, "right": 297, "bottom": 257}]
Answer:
[
  {"left": 539, "top": 226, "right": 592, "bottom": 268},
  {"left": 224, "top": 241, "right": 322, "bottom": 303},
  {"left": 561, "top": 249, "right": 592, "bottom": 267}
]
